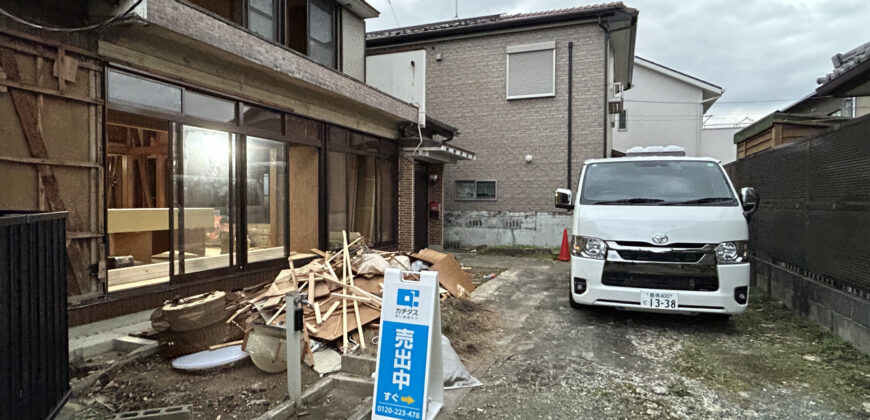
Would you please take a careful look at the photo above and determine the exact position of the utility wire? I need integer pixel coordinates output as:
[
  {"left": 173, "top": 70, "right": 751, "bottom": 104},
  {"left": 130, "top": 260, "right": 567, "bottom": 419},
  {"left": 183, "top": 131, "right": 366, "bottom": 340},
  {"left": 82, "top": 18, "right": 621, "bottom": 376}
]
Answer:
[
  {"left": 624, "top": 98, "right": 801, "bottom": 105},
  {"left": 0, "top": 0, "right": 144, "bottom": 32},
  {"left": 385, "top": 0, "right": 401, "bottom": 27}
]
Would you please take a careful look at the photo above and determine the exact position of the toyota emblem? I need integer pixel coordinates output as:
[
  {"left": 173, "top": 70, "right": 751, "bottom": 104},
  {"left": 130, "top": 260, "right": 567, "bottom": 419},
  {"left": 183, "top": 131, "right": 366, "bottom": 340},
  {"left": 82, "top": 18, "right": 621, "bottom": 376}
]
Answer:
[{"left": 651, "top": 233, "right": 669, "bottom": 245}]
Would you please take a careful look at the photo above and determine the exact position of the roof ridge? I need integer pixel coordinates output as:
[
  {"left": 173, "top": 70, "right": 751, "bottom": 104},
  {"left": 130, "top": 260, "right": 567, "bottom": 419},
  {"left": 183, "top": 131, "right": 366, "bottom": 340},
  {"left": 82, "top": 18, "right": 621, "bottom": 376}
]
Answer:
[{"left": 366, "top": 2, "right": 632, "bottom": 41}]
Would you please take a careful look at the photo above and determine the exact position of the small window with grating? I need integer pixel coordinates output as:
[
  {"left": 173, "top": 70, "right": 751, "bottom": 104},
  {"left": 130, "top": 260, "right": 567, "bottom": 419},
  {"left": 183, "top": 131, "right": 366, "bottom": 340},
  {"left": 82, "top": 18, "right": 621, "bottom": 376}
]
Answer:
[
  {"left": 455, "top": 180, "right": 497, "bottom": 201},
  {"left": 506, "top": 41, "right": 556, "bottom": 100}
]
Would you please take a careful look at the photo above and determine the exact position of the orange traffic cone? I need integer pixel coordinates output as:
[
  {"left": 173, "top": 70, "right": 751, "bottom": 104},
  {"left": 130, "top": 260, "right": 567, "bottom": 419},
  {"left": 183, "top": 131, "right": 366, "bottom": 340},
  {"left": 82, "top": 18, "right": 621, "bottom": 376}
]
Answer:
[{"left": 558, "top": 228, "right": 571, "bottom": 261}]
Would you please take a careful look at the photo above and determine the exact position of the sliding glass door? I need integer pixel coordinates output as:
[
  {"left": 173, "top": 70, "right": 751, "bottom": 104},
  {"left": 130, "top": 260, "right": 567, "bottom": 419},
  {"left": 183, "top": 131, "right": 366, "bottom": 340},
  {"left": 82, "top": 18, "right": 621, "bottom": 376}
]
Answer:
[{"left": 172, "top": 125, "right": 237, "bottom": 275}]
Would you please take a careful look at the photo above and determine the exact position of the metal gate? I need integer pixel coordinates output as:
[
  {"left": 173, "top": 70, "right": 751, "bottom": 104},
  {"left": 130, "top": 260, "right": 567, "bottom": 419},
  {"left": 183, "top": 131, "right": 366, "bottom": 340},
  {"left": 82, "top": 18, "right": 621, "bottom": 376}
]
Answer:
[{"left": 0, "top": 211, "right": 70, "bottom": 420}]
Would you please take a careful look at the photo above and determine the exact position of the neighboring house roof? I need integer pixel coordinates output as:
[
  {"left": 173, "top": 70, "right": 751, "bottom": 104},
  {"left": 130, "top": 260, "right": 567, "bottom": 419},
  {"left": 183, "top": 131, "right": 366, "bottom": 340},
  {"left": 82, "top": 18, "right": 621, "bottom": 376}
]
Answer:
[
  {"left": 634, "top": 56, "right": 724, "bottom": 113},
  {"left": 366, "top": 3, "right": 638, "bottom": 88},
  {"left": 732, "top": 112, "right": 846, "bottom": 144},
  {"left": 816, "top": 41, "right": 870, "bottom": 97}
]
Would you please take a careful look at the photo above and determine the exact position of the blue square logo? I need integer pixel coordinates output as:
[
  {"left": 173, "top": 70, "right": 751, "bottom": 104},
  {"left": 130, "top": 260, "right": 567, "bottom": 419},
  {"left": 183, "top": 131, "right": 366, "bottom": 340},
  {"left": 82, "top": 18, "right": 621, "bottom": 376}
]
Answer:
[{"left": 397, "top": 289, "right": 420, "bottom": 308}]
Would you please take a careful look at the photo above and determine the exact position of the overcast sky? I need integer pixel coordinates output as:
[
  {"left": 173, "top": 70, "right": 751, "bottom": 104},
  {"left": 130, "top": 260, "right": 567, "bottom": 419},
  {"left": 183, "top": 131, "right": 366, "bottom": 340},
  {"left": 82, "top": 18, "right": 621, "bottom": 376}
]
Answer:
[{"left": 365, "top": 0, "right": 870, "bottom": 126}]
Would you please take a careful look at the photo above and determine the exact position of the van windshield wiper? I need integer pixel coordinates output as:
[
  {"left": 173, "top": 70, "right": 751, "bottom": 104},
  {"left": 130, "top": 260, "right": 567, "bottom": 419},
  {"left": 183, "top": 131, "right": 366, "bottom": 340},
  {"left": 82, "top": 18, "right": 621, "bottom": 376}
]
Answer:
[
  {"left": 661, "top": 197, "right": 737, "bottom": 206},
  {"left": 589, "top": 198, "right": 665, "bottom": 205}
]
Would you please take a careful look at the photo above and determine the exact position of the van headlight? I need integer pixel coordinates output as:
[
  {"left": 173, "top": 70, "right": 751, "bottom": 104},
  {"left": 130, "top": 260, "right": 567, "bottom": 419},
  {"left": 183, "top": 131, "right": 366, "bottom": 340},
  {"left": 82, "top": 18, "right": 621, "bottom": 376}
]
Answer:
[
  {"left": 573, "top": 236, "right": 607, "bottom": 260},
  {"left": 716, "top": 241, "right": 748, "bottom": 264}
]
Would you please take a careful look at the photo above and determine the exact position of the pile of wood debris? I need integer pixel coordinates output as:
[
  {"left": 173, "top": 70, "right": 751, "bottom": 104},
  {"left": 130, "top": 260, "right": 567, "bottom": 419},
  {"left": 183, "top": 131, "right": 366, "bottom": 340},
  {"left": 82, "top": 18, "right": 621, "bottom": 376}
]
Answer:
[{"left": 149, "top": 231, "right": 476, "bottom": 362}]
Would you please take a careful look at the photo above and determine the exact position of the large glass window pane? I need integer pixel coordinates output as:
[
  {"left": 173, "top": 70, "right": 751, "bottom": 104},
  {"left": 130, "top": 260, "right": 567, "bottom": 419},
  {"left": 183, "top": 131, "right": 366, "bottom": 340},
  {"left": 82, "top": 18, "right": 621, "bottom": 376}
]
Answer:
[
  {"left": 108, "top": 70, "right": 181, "bottom": 113},
  {"left": 378, "top": 159, "right": 396, "bottom": 243},
  {"left": 308, "top": 0, "right": 335, "bottom": 68},
  {"left": 183, "top": 91, "right": 236, "bottom": 124},
  {"left": 248, "top": 0, "right": 275, "bottom": 40},
  {"left": 105, "top": 116, "right": 172, "bottom": 292},
  {"left": 246, "top": 137, "right": 287, "bottom": 263},
  {"left": 289, "top": 145, "right": 320, "bottom": 253},
  {"left": 327, "top": 151, "right": 347, "bottom": 248},
  {"left": 175, "top": 125, "right": 235, "bottom": 274}
]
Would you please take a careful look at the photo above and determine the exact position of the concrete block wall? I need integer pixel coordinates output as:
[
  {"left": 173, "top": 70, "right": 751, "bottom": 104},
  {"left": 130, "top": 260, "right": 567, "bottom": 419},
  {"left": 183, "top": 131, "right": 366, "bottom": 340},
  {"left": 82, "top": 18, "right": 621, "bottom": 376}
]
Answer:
[{"left": 752, "top": 258, "right": 870, "bottom": 355}]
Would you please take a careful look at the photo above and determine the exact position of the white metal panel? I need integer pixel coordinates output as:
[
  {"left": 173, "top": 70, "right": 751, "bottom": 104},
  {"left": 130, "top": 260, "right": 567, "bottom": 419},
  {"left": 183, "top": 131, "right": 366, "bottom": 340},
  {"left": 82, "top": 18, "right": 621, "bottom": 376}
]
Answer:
[
  {"left": 366, "top": 50, "right": 426, "bottom": 117},
  {"left": 341, "top": 8, "right": 366, "bottom": 81}
]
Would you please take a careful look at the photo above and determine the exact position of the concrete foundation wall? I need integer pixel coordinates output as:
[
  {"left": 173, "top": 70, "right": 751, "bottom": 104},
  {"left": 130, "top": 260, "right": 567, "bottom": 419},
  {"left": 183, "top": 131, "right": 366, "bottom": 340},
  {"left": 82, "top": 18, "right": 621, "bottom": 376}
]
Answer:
[
  {"left": 443, "top": 210, "right": 570, "bottom": 249},
  {"left": 753, "top": 258, "right": 870, "bottom": 355}
]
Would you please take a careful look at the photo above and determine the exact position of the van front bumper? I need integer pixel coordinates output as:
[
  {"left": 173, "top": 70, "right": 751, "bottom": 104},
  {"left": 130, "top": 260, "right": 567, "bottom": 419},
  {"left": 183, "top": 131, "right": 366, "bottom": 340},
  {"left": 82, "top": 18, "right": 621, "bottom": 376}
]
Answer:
[{"left": 569, "top": 256, "right": 750, "bottom": 314}]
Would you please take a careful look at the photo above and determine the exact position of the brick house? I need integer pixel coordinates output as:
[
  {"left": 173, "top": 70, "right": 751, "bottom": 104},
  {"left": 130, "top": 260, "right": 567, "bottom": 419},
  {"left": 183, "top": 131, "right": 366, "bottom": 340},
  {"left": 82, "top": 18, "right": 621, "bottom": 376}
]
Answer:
[
  {"left": 367, "top": 3, "right": 638, "bottom": 248},
  {"left": 0, "top": 0, "right": 453, "bottom": 324}
]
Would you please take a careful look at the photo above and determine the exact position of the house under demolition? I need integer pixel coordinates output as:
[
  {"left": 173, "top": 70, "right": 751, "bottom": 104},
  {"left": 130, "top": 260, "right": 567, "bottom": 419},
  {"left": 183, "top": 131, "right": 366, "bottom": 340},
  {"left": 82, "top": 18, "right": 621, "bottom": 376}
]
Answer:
[{"left": 0, "top": 0, "right": 472, "bottom": 326}]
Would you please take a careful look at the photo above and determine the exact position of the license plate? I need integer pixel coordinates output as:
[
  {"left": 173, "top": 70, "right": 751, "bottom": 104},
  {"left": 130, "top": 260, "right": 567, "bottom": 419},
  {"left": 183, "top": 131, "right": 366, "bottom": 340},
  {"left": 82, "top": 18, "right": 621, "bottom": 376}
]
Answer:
[{"left": 640, "top": 291, "right": 678, "bottom": 310}]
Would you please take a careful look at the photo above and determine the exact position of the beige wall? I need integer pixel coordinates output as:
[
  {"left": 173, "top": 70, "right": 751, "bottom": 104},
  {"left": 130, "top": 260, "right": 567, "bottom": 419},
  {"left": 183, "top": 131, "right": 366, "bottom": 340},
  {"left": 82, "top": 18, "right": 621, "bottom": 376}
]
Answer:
[{"left": 374, "top": 23, "right": 607, "bottom": 213}]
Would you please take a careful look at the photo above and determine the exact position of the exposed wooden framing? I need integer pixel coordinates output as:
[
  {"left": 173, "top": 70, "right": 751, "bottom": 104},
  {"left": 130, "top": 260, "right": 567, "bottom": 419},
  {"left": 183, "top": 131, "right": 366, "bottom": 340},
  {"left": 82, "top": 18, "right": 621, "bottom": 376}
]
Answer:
[
  {"left": 0, "top": 78, "right": 102, "bottom": 105},
  {"left": 0, "top": 155, "right": 100, "bottom": 168},
  {"left": 344, "top": 231, "right": 366, "bottom": 349},
  {"left": 107, "top": 143, "right": 168, "bottom": 155},
  {"left": 0, "top": 46, "right": 93, "bottom": 294},
  {"left": 0, "top": 28, "right": 102, "bottom": 62},
  {"left": 321, "top": 301, "right": 340, "bottom": 321}
]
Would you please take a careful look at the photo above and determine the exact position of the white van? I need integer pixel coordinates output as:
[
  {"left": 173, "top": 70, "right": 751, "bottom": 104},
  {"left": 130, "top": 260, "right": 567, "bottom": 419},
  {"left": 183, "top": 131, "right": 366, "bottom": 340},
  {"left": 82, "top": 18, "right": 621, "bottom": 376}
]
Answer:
[{"left": 554, "top": 147, "right": 759, "bottom": 316}]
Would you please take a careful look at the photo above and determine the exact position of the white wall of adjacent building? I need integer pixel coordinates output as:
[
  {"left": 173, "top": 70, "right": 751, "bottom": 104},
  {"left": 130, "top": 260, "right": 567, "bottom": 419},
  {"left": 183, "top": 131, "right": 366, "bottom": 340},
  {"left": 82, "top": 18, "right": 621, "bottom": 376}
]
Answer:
[
  {"left": 613, "top": 58, "right": 728, "bottom": 159},
  {"left": 700, "top": 127, "right": 739, "bottom": 163}
]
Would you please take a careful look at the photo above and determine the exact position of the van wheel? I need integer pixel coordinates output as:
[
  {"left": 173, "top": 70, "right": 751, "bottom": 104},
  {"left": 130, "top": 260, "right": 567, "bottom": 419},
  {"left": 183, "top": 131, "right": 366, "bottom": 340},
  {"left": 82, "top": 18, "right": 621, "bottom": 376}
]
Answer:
[
  {"left": 568, "top": 288, "right": 584, "bottom": 309},
  {"left": 703, "top": 313, "right": 732, "bottom": 323}
]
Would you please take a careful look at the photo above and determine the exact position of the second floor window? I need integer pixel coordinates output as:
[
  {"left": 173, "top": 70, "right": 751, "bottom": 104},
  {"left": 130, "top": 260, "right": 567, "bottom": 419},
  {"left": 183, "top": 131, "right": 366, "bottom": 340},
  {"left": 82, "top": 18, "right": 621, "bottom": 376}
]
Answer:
[
  {"left": 309, "top": 0, "right": 337, "bottom": 68},
  {"left": 248, "top": 0, "right": 277, "bottom": 41}
]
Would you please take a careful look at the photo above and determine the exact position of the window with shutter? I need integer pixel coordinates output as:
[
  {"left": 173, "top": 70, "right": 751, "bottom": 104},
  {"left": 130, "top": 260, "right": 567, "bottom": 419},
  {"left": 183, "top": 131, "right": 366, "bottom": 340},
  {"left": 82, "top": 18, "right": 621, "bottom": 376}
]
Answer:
[{"left": 506, "top": 41, "right": 556, "bottom": 99}]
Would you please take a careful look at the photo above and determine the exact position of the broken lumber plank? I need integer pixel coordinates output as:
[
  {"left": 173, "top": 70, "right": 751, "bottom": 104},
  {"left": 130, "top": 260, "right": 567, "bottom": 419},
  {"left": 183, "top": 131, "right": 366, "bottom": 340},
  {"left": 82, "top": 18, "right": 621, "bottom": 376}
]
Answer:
[
  {"left": 322, "top": 301, "right": 340, "bottom": 321},
  {"left": 313, "top": 301, "right": 323, "bottom": 325},
  {"left": 267, "top": 303, "right": 286, "bottom": 325},
  {"left": 209, "top": 340, "right": 243, "bottom": 350},
  {"left": 320, "top": 275, "right": 382, "bottom": 304},
  {"left": 305, "top": 322, "right": 318, "bottom": 334},
  {"left": 345, "top": 231, "right": 365, "bottom": 349},
  {"left": 331, "top": 293, "right": 372, "bottom": 303}
]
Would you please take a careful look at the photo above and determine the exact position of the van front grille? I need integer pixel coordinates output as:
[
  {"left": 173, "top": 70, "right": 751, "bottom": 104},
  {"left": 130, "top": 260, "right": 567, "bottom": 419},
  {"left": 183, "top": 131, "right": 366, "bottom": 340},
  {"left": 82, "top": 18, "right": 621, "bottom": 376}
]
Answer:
[
  {"left": 601, "top": 271, "right": 718, "bottom": 292},
  {"left": 616, "top": 250, "right": 704, "bottom": 263}
]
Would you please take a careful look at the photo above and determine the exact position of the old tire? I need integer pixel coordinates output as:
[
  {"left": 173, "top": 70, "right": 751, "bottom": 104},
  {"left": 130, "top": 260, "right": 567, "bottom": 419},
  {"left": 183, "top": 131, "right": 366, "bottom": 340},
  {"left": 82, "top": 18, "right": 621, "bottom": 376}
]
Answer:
[{"left": 162, "top": 291, "right": 227, "bottom": 332}]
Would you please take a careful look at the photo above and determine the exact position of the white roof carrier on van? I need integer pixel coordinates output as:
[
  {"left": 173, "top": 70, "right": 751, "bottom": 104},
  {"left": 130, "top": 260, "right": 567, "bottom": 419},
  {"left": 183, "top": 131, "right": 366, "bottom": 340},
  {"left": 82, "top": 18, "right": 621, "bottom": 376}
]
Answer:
[{"left": 625, "top": 145, "right": 686, "bottom": 157}]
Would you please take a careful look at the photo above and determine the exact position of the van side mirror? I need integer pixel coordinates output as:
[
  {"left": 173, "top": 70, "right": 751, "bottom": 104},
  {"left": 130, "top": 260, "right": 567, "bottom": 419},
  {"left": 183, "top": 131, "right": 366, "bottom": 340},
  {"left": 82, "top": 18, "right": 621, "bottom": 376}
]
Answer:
[
  {"left": 740, "top": 187, "right": 759, "bottom": 220},
  {"left": 555, "top": 188, "right": 574, "bottom": 210}
]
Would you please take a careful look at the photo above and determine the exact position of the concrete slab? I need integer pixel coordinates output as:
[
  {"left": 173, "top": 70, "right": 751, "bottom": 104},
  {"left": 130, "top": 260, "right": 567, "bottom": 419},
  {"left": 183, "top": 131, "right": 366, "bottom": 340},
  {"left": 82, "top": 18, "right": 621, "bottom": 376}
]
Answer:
[{"left": 68, "top": 309, "right": 153, "bottom": 363}]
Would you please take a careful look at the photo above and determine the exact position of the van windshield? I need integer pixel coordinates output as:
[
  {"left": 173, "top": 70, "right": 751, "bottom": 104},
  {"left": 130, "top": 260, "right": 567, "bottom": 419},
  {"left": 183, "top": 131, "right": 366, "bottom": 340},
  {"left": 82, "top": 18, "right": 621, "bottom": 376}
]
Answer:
[{"left": 579, "top": 160, "right": 738, "bottom": 206}]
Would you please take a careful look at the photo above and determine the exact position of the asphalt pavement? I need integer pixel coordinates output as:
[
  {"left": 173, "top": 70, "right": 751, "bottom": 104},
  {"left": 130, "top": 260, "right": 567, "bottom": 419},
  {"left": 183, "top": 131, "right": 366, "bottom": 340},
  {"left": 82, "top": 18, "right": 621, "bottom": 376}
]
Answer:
[{"left": 441, "top": 254, "right": 870, "bottom": 420}]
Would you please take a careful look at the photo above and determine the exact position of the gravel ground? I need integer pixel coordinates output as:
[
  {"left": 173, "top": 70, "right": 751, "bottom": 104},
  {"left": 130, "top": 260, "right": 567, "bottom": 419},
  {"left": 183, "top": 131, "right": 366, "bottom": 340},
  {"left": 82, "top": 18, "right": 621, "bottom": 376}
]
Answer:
[{"left": 444, "top": 254, "right": 870, "bottom": 420}]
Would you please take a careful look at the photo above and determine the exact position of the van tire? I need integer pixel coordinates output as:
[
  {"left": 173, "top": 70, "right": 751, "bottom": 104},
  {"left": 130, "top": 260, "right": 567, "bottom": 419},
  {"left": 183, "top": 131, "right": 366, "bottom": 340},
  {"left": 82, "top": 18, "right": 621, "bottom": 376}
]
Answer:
[{"left": 568, "top": 288, "right": 585, "bottom": 309}]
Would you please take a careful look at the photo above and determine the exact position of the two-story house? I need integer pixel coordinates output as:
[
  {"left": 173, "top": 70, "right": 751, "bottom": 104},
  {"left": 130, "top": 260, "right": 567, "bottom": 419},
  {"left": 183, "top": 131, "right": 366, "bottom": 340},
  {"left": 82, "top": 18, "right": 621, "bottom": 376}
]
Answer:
[
  {"left": 366, "top": 3, "right": 638, "bottom": 248},
  {"left": 0, "top": 0, "right": 454, "bottom": 325}
]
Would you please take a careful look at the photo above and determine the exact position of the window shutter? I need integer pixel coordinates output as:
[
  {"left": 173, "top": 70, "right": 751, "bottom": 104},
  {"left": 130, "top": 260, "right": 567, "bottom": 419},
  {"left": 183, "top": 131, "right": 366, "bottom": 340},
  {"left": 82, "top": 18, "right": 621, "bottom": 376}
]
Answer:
[{"left": 506, "top": 42, "right": 555, "bottom": 99}]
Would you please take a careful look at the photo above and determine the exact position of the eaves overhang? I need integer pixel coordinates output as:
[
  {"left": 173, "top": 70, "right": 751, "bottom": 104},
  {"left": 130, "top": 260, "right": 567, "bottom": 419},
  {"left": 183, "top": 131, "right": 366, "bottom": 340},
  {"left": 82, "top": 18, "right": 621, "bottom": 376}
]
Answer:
[
  {"left": 400, "top": 139, "right": 476, "bottom": 164},
  {"left": 103, "top": 0, "right": 418, "bottom": 127}
]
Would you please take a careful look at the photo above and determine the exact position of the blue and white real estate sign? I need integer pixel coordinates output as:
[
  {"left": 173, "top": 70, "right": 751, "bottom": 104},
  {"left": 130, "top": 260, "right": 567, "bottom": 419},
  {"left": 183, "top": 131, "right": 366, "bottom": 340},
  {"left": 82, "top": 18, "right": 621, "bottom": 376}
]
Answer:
[{"left": 372, "top": 268, "right": 443, "bottom": 420}]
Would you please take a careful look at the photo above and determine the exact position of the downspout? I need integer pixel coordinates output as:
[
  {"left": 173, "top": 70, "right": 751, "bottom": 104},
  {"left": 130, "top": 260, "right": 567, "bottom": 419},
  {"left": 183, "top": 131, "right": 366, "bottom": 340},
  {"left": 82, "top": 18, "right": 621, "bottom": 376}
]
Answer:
[
  {"left": 567, "top": 41, "right": 573, "bottom": 189},
  {"left": 599, "top": 18, "right": 611, "bottom": 158}
]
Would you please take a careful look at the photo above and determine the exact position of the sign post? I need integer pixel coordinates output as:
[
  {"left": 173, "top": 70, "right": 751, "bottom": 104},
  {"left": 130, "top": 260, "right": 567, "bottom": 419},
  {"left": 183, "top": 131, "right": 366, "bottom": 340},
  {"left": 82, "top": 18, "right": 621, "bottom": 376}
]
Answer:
[{"left": 372, "top": 268, "right": 443, "bottom": 420}]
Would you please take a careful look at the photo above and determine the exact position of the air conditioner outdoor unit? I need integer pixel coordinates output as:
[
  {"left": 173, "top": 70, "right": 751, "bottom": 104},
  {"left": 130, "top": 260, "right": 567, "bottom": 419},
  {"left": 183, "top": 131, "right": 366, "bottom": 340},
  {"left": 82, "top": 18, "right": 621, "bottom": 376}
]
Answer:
[{"left": 608, "top": 99, "right": 623, "bottom": 114}]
